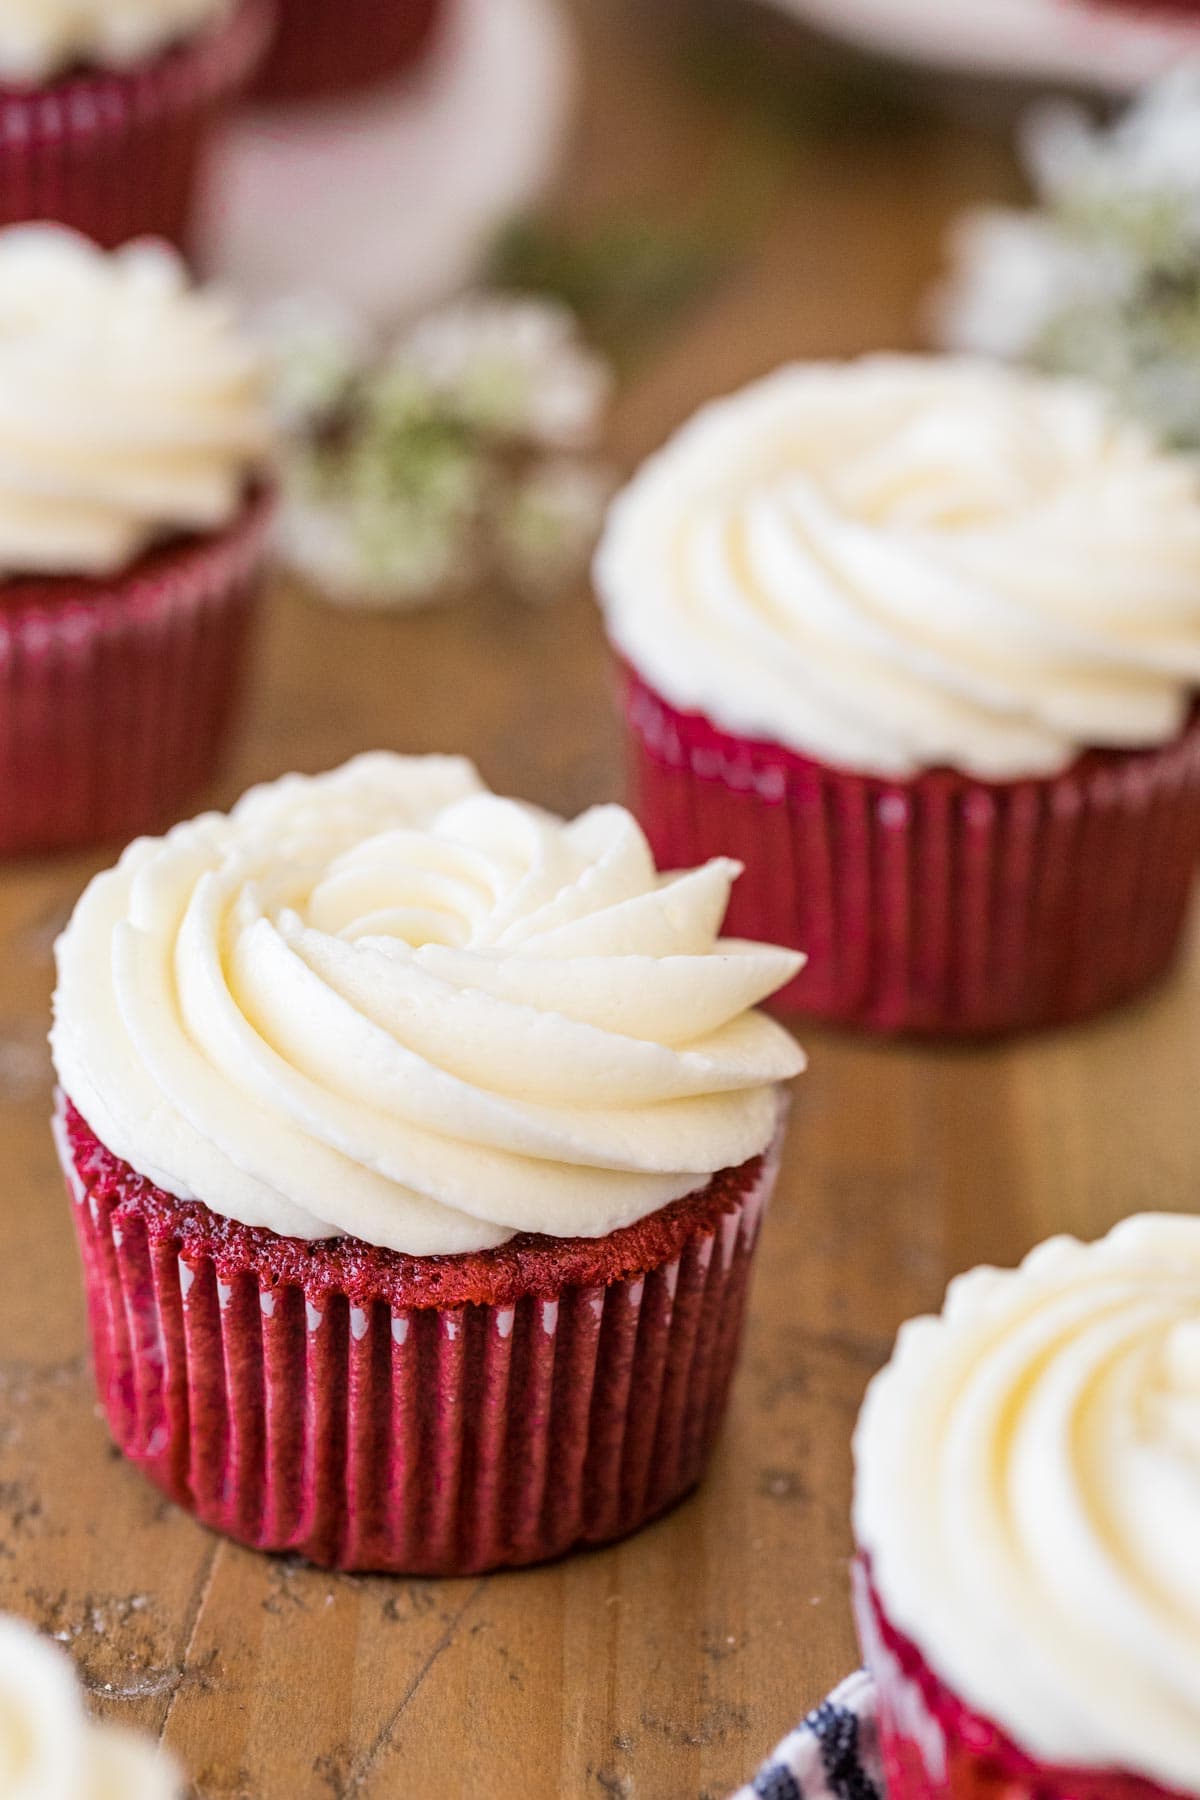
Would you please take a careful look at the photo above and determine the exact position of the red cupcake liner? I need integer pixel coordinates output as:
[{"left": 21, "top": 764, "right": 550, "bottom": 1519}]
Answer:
[
  {"left": 852, "top": 1560, "right": 1187, "bottom": 1800},
  {"left": 250, "top": 0, "right": 443, "bottom": 102},
  {"left": 0, "top": 0, "right": 272, "bottom": 249},
  {"left": 620, "top": 664, "right": 1200, "bottom": 1036},
  {"left": 56, "top": 1094, "right": 781, "bottom": 1575},
  {"left": 0, "top": 490, "right": 272, "bottom": 856}
]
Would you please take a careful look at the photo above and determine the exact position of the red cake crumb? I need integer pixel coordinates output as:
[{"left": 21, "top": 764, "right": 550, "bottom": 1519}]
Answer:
[{"left": 63, "top": 1098, "right": 765, "bottom": 1311}]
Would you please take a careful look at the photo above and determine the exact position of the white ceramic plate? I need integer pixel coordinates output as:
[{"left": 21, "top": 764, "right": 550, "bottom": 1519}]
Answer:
[
  {"left": 754, "top": 0, "right": 1200, "bottom": 92},
  {"left": 197, "top": 0, "right": 576, "bottom": 320}
]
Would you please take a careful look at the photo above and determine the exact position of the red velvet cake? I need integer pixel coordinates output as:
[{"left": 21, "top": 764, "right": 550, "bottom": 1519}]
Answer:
[
  {"left": 596, "top": 357, "right": 1200, "bottom": 1038},
  {"left": 0, "top": 227, "right": 274, "bottom": 855},
  {"left": 0, "top": 1, "right": 270, "bottom": 249},
  {"left": 50, "top": 754, "right": 803, "bottom": 1574},
  {"left": 853, "top": 1566, "right": 1188, "bottom": 1800},
  {"left": 0, "top": 489, "right": 271, "bottom": 855},
  {"left": 623, "top": 665, "right": 1200, "bottom": 1035},
  {"left": 58, "top": 1097, "right": 776, "bottom": 1575},
  {"left": 852, "top": 1220, "right": 1200, "bottom": 1800}
]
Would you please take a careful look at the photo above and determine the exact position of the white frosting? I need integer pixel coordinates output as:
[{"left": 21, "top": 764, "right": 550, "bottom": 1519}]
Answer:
[
  {"left": 854, "top": 1216, "right": 1200, "bottom": 1790},
  {"left": 0, "top": 227, "right": 270, "bottom": 580},
  {"left": 596, "top": 356, "right": 1200, "bottom": 780},
  {"left": 0, "top": 1614, "right": 179, "bottom": 1799},
  {"left": 51, "top": 753, "right": 805, "bottom": 1255},
  {"left": 0, "top": 0, "right": 231, "bottom": 84}
]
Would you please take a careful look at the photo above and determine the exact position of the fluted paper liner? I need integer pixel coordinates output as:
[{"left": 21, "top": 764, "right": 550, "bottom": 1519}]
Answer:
[
  {"left": 853, "top": 1561, "right": 1183, "bottom": 1800},
  {"left": 57, "top": 1095, "right": 781, "bottom": 1575},
  {"left": 0, "top": 0, "right": 270, "bottom": 247},
  {"left": 0, "top": 490, "right": 271, "bottom": 855},
  {"left": 621, "top": 664, "right": 1200, "bottom": 1036}
]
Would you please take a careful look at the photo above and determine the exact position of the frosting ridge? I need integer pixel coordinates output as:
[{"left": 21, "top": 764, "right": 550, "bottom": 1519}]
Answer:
[
  {"left": 0, "top": 227, "right": 270, "bottom": 580},
  {"left": 0, "top": 0, "right": 231, "bottom": 83},
  {"left": 854, "top": 1216, "right": 1200, "bottom": 1790},
  {"left": 51, "top": 753, "right": 805, "bottom": 1254},
  {"left": 596, "top": 356, "right": 1200, "bottom": 780}
]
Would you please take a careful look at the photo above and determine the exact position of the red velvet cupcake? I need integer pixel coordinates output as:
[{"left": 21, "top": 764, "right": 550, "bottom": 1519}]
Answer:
[
  {"left": 0, "top": 0, "right": 270, "bottom": 249},
  {"left": 595, "top": 357, "right": 1200, "bottom": 1036},
  {"left": 251, "top": 0, "right": 444, "bottom": 102},
  {"left": 51, "top": 753, "right": 804, "bottom": 1574},
  {"left": 852, "top": 1219, "right": 1200, "bottom": 1800},
  {"left": 0, "top": 225, "right": 273, "bottom": 854},
  {"left": 852, "top": 1567, "right": 1189, "bottom": 1800}
]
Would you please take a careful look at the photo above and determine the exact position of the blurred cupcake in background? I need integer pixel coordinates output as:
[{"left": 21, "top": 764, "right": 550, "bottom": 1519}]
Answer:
[
  {"left": 251, "top": 0, "right": 447, "bottom": 102},
  {"left": 596, "top": 355, "right": 1200, "bottom": 1036},
  {"left": 52, "top": 752, "right": 803, "bottom": 1574},
  {"left": 0, "top": 1610, "right": 181, "bottom": 1795},
  {"left": 0, "top": 225, "right": 273, "bottom": 855},
  {"left": 853, "top": 1216, "right": 1200, "bottom": 1800},
  {"left": 0, "top": 0, "right": 270, "bottom": 249}
]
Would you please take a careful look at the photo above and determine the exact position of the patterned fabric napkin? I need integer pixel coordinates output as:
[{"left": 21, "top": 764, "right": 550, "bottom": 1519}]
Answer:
[{"left": 732, "top": 1672, "right": 882, "bottom": 1800}]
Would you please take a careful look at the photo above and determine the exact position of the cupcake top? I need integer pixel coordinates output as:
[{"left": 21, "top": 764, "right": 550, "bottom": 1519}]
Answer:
[
  {"left": 0, "top": 0, "right": 231, "bottom": 84},
  {"left": 0, "top": 226, "right": 270, "bottom": 581},
  {"left": 596, "top": 356, "right": 1200, "bottom": 780},
  {"left": 51, "top": 753, "right": 805, "bottom": 1256},
  {"left": 0, "top": 1612, "right": 180, "bottom": 1798},
  {"left": 854, "top": 1216, "right": 1200, "bottom": 1790}
]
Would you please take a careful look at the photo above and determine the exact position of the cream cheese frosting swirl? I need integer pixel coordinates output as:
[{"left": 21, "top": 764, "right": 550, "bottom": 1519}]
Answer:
[
  {"left": 0, "top": 227, "right": 270, "bottom": 580},
  {"left": 51, "top": 753, "right": 805, "bottom": 1255},
  {"left": 596, "top": 356, "right": 1200, "bottom": 780},
  {"left": 0, "top": 0, "right": 231, "bottom": 84},
  {"left": 854, "top": 1217, "right": 1200, "bottom": 1790},
  {"left": 0, "top": 1614, "right": 180, "bottom": 1799}
]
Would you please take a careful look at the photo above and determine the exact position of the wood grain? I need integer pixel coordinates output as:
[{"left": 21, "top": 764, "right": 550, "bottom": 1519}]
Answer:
[{"left": 2, "top": 7, "right": 1195, "bottom": 1797}]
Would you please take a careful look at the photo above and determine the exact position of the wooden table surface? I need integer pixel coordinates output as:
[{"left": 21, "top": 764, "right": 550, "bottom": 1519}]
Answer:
[{"left": 2, "top": 9, "right": 1195, "bottom": 1798}]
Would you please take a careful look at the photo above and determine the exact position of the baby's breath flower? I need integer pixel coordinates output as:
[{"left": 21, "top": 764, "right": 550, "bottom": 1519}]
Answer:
[
  {"left": 397, "top": 294, "right": 612, "bottom": 449},
  {"left": 253, "top": 294, "right": 370, "bottom": 433},
  {"left": 1025, "top": 71, "right": 1200, "bottom": 219},
  {"left": 271, "top": 291, "right": 614, "bottom": 607},
  {"left": 932, "top": 67, "right": 1200, "bottom": 448},
  {"left": 279, "top": 484, "right": 478, "bottom": 609},
  {"left": 496, "top": 459, "right": 614, "bottom": 601},
  {"left": 935, "top": 210, "right": 1133, "bottom": 361}
]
